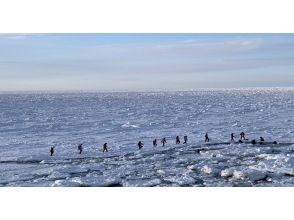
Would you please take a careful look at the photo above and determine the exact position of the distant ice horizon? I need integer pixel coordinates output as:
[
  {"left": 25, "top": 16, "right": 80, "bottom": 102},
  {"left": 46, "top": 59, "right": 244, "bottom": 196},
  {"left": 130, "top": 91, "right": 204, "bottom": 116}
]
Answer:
[{"left": 1, "top": 85, "right": 294, "bottom": 94}]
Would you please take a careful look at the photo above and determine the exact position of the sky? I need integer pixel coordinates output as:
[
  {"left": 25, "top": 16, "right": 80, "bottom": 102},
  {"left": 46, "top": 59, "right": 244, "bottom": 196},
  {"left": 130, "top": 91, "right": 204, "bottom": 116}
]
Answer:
[{"left": 0, "top": 33, "right": 294, "bottom": 91}]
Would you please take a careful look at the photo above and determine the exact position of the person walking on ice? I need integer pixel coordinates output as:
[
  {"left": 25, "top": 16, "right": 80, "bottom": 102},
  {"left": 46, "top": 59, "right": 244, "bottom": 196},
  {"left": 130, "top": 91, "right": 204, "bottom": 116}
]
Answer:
[
  {"left": 183, "top": 135, "right": 188, "bottom": 144},
  {"left": 153, "top": 139, "right": 157, "bottom": 147},
  {"left": 205, "top": 133, "right": 209, "bottom": 142},
  {"left": 176, "top": 136, "right": 180, "bottom": 144},
  {"left": 231, "top": 133, "right": 235, "bottom": 141},
  {"left": 103, "top": 143, "right": 108, "bottom": 152},
  {"left": 78, "top": 144, "right": 83, "bottom": 154},
  {"left": 50, "top": 146, "right": 55, "bottom": 156},
  {"left": 240, "top": 132, "right": 245, "bottom": 140},
  {"left": 138, "top": 141, "right": 144, "bottom": 150},
  {"left": 161, "top": 137, "right": 167, "bottom": 147}
]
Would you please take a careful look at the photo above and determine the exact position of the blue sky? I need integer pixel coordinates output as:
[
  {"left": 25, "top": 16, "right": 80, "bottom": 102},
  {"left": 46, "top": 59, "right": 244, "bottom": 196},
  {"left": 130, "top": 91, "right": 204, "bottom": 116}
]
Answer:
[{"left": 0, "top": 33, "right": 294, "bottom": 91}]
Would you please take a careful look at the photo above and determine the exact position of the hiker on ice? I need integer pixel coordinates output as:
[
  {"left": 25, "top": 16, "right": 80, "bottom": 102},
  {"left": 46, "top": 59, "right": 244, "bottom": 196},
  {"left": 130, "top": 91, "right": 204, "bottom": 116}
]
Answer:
[
  {"left": 103, "top": 143, "right": 108, "bottom": 152},
  {"left": 138, "top": 141, "right": 144, "bottom": 150},
  {"left": 50, "top": 146, "right": 55, "bottom": 156},
  {"left": 176, "top": 136, "right": 180, "bottom": 144},
  {"left": 260, "top": 137, "right": 265, "bottom": 142},
  {"left": 161, "top": 137, "right": 167, "bottom": 147},
  {"left": 78, "top": 144, "right": 83, "bottom": 154},
  {"left": 240, "top": 132, "right": 245, "bottom": 140},
  {"left": 205, "top": 133, "right": 209, "bottom": 142},
  {"left": 153, "top": 139, "right": 157, "bottom": 147},
  {"left": 183, "top": 135, "right": 188, "bottom": 144},
  {"left": 231, "top": 133, "right": 235, "bottom": 141}
]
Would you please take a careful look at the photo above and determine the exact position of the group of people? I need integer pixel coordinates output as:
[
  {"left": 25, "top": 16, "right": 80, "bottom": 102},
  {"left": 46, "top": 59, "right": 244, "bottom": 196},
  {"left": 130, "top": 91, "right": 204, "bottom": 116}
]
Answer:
[
  {"left": 230, "top": 132, "right": 246, "bottom": 141},
  {"left": 149, "top": 135, "right": 187, "bottom": 149},
  {"left": 230, "top": 132, "right": 265, "bottom": 143},
  {"left": 137, "top": 132, "right": 262, "bottom": 150},
  {"left": 49, "top": 131, "right": 266, "bottom": 155},
  {"left": 50, "top": 142, "right": 109, "bottom": 156}
]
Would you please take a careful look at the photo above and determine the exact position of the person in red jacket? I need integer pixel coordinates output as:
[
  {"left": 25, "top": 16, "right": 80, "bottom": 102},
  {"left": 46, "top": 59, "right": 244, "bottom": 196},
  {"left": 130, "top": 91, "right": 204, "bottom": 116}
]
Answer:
[{"left": 240, "top": 132, "right": 245, "bottom": 140}]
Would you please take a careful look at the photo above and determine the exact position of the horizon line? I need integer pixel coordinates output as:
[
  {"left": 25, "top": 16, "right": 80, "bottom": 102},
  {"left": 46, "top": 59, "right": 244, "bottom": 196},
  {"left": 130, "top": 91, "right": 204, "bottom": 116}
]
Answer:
[{"left": 0, "top": 86, "right": 294, "bottom": 94}]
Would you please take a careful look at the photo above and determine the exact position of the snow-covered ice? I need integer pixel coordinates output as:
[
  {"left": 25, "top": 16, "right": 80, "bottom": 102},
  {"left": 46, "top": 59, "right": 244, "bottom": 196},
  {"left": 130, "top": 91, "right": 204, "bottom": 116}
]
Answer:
[{"left": 0, "top": 88, "right": 293, "bottom": 186}]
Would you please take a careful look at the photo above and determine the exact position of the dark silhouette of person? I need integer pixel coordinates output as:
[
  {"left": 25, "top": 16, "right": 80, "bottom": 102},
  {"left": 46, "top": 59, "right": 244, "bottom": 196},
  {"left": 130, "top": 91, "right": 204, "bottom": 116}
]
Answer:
[
  {"left": 183, "top": 135, "right": 188, "bottom": 144},
  {"left": 50, "top": 146, "right": 55, "bottom": 156},
  {"left": 240, "top": 132, "right": 245, "bottom": 140},
  {"left": 138, "top": 141, "right": 144, "bottom": 150},
  {"left": 176, "top": 136, "right": 180, "bottom": 144},
  {"left": 205, "top": 133, "right": 209, "bottom": 142},
  {"left": 153, "top": 139, "right": 157, "bottom": 147},
  {"left": 231, "top": 133, "right": 235, "bottom": 141},
  {"left": 103, "top": 143, "right": 108, "bottom": 152},
  {"left": 260, "top": 137, "right": 265, "bottom": 142},
  {"left": 161, "top": 138, "right": 166, "bottom": 147},
  {"left": 78, "top": 144, "right": 83, "bottom": 154}
]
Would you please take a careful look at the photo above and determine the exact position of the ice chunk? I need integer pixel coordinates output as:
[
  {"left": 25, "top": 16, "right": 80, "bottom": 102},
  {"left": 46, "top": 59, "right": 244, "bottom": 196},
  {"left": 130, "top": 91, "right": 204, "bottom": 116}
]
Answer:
[
  {"left": 246, "top": 170, "right": 268, "bottom": 182},
  {"left": 232, "top": 170, "right": 246, "bottom": 180},
  {"left": 201, "top": 165, "right": 212, "bottom": 175},
  {"left": 221, "top": 169, "right": 234, "bottom": 178}
]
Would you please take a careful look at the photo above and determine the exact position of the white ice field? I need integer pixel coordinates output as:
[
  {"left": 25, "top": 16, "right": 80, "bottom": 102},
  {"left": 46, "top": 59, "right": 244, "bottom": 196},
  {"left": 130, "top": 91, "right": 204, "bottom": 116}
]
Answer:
[{"left": 0, "top": 88, "right": 293, "bottom": 186}]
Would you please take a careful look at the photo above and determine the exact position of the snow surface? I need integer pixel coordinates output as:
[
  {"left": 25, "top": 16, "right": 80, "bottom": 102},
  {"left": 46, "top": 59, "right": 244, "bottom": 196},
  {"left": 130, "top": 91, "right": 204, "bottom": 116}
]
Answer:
[{"left": 0, "top": 88, "right": 294, "bottom": 186}]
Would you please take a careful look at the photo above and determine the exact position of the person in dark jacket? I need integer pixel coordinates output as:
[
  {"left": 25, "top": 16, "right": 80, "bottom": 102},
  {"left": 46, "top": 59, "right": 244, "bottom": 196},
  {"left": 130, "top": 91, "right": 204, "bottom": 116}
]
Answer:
[
  {"left": 205, "top": 133, "right": 209, "bottom": 142},
  {"left": 50, "top": 146, "right": 55, "bottom": 156},
  {"left": 153, "top": 139, "right": 157, "bottom": 147},
  {"left": 183, "top": 135, "right": 188, "bottom": 144},
  {"left": 103, "top": 143, "right": 108, "bottom": 152},
  {"left": 138, "top": 141, "right": 144, "bottom": 150},
  {"left": 161, "top": 137, "right": 167, "bottom": 147},
  {"left": 78, "top": 144, "right": 83, "bottom": 154},
  {"left": 231, "top": 133, "right": 235, "bottom": 141},
  {"left": 176, "top": 136, "right": 180, "bottom": 144}
]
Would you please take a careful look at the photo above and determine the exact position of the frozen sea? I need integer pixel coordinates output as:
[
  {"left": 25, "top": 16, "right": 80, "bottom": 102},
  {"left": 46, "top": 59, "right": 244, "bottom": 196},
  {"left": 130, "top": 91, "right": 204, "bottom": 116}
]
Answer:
[{"left": 0, "top": 88, "right": 294, "bottom": 187}]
